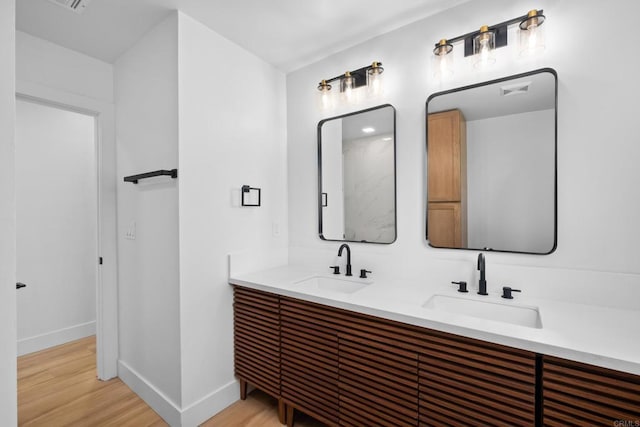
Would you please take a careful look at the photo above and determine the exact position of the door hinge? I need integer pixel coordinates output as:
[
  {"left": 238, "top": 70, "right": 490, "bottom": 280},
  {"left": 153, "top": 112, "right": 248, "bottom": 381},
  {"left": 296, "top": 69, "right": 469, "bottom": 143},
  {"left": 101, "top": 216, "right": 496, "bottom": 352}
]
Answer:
[{"left": 99, "top": 257, "right": 103, "bottom": 265}]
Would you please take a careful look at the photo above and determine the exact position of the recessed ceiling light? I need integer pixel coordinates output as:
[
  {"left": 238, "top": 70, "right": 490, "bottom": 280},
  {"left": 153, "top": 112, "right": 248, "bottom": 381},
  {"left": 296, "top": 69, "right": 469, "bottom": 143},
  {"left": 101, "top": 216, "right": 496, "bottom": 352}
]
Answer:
[
  {"left": 382, "top": 137, "right": 392, "bottom": 141},
  {"left": 362, "top": 127, "right": 375, "bottom": 133}
]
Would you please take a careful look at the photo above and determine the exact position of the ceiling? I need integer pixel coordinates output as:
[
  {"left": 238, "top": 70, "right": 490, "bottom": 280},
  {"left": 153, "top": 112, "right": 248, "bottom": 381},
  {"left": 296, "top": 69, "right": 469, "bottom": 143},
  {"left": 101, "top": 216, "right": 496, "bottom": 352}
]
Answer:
[
  {"left": 341, "top": 106, "right": 394, "bottom": 141},
  {"left": 16, "top": 0, "right": 470, "bottom": 72},
  {"left": 429, "top": 71, "right": 556, "bottom": 121}
]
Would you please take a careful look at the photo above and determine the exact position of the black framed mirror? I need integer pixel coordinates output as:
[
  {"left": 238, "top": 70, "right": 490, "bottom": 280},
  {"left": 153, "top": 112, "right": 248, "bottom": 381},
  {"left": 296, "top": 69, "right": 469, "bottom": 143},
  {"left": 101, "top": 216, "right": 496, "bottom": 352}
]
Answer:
[
  {"left": 426, "top": 68, "right": 557, "bottom": 254},
  {"left": 318, "top": 104, "right": 397, "bottom": 244}
]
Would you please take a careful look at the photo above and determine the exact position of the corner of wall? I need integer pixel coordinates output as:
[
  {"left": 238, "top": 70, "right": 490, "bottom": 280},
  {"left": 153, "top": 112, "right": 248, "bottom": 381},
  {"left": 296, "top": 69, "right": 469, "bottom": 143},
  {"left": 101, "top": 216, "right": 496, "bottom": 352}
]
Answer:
[{"left": 0, "top": 0, "right": 17, "bottom": 423}]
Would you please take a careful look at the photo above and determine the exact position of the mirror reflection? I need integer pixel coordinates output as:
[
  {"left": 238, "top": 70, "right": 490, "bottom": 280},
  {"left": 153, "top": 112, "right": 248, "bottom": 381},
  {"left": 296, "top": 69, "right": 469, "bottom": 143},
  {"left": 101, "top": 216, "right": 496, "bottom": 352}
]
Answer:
[
  {"left": 319, "top": 104, "right": 396, "bottom": 244},
  {"left": 427, "top": 69, "right": 557, "bottom": 254}
]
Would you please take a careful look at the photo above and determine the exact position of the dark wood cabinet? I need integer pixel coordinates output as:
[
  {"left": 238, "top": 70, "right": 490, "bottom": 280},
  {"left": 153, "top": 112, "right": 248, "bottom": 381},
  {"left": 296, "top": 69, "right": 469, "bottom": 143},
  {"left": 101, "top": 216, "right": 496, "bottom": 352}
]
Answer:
[
  {"left": 337, "top": 313, "right": 421, "bottom": 427},
  {"left": 543, "top": 356, "right": 640, "bottom": 426},
  {"left": 232, "top": 286, "right": 284, "bottom": 423},
  {"left": 233, "top": 286, "right": 640, "bottom": 427},
  {"left": 280, "top": 297, "right": 340, "bottom": 427},
  {"left": 418, "top": 330, "right": 537, "bottom": 426}
]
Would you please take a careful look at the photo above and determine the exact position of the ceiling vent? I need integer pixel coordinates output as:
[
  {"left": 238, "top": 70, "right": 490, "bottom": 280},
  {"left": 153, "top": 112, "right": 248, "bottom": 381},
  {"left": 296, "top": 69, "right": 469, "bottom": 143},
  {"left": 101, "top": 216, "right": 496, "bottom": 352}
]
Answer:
[
  {"left": 500, "top": 81, "right": 532, "bottom": 97},
  {"left": 47, "top": 0, "right": 93, "bottom": 14}
]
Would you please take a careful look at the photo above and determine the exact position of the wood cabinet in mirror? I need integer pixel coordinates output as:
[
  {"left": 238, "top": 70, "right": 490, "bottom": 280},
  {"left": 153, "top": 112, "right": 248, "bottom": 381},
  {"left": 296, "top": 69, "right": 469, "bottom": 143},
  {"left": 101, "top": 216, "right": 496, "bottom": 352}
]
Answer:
[{"left": 426, "top": 68, "right": 557, "bottom": 254}]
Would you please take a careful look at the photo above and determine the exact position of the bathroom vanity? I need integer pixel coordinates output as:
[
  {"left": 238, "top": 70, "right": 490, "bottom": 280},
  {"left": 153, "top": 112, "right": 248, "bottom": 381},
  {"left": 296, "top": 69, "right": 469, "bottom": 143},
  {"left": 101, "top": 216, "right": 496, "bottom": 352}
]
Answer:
[
  {"left": 230, "top": 267, "right": 640, "bottom": 427},
  {"left": 230, "top": 67, "right": 640, "bottom": 427}
]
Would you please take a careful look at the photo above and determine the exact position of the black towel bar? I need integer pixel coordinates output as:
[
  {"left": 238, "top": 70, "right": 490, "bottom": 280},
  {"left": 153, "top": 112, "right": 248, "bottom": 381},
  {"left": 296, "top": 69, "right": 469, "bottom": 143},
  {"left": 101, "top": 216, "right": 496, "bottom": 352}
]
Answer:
[{"left": 124, "top": 169, "right": 178, "bottom": 184}]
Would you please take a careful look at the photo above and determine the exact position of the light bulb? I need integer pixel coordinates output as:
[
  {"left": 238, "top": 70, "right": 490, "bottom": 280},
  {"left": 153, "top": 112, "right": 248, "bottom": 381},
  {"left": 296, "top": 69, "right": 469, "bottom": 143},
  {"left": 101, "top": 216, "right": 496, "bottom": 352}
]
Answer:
[
  {"left": 519, "top": 10, "right": 546, "bottom": 57},
  {"left": 473, "top": 26, "right": 496, "bottom": 69},
  {"left": 367, "top": 62, "right": 384, "bottom": 97},
  {"left": 432, "top": 39, "right": 453, "bottom": 81},
  {"left": 340, "top": 71, "right": 356, "bottom": 104},
  {"left": 316, "top": 80, "right": 333, "bottom": 111},
  {"left": 369, "top": 74, "right": 382, "bottom": 96},
  {"left": 321, "top": 91, "right": 331, "bottom": 109},
  {"left": 479, "top": 39, "right": 490, "bottom": 61}
]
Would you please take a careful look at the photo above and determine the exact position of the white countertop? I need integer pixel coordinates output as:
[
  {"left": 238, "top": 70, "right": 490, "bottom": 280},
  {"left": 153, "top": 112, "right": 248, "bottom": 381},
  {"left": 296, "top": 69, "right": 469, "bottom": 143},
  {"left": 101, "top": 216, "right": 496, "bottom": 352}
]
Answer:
[{"left": 229, "top": 264, "right": 640, "bottom": 376}]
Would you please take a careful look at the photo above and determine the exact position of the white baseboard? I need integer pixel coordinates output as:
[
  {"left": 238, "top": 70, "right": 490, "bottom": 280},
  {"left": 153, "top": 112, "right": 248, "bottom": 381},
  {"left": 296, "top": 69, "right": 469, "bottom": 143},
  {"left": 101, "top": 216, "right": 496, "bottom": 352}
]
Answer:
[
  {"left": 181, "top": 379, "right": 239, "bottom": 426},
  {"left": 118, "top": 360, "right": 182, "bottom": 426},
  {"left": 118, "top": 360, "right": 240, "bottom": 427},
  {"left": 18, "top": 321, "right": 96, "bottom": 356}
]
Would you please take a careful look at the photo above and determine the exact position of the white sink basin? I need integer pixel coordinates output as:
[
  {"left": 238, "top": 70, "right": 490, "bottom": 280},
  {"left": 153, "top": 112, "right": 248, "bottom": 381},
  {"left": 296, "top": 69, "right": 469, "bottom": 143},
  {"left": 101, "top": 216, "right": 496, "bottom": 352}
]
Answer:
[
  {"left": 294, "top": 276, "right": 371, "bottom": 295},
  {"left": 423, "top": 294, "right": 542, "bottom": 328}
]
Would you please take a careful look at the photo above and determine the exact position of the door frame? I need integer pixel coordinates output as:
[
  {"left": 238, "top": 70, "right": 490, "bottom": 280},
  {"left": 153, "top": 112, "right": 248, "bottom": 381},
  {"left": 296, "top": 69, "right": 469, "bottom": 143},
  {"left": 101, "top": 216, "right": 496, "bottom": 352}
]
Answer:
[{"left": 16, "top": 80, "right": 118, "bottom": 380}]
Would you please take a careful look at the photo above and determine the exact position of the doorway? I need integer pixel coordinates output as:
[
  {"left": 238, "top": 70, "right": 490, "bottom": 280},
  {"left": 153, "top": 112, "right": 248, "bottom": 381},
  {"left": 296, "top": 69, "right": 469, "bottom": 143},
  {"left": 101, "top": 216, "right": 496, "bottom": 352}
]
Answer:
[
  {"left": 15, "top": 98, "right": 98, "bottom": 357},
  {"left": 13, "top": 86, "right": 118, "bottom": 381}
]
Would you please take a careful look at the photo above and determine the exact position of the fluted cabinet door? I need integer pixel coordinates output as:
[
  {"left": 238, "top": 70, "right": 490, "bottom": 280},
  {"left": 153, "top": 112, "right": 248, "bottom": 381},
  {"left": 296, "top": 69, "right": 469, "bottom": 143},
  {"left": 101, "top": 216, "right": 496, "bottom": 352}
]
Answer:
[
  {"left": 280, "top": 297, "right": 340, "bottom": 427},
  {"left": 233, "top": 286, "right": 281, "bottom": 399},
  {"left": 543, "top": 356, "right": 640, "bottom": 426},
  {"left": 418, "top": 331, "right": 537, "bottom": 426},
  {"left": 338, "top": 328, "right": 419, "bottom": 427}
]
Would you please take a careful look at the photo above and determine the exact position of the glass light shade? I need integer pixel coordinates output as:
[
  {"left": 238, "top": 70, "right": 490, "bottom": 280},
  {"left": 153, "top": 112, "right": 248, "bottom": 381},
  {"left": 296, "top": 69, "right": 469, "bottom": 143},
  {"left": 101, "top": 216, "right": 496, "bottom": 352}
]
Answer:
[
  {"left": 340, "top": 72, "right": 357, "bottom": 104},
  {"left": 316, "top": 80, "right": 333, "bottom": 111},
  {"left": 367, "top": 62, "right": 385, "bottom": 97},
  {"left": 473, "top": 26, "right": 496, "bottom": 69},
  {"left": 519, "top": 11, "right": 546, "bottom": 56},
  {"left": 432, "top": 40, "right": 454, "bottom": 80}
]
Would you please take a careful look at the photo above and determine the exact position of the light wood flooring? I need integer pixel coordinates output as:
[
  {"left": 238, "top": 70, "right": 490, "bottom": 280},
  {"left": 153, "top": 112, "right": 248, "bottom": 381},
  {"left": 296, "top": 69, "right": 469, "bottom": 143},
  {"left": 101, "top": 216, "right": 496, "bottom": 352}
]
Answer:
[
  {"left": 18, "top": 336, "right": 325, "bottom": 426},
  {"left": 18, "top": 336, "right": 165, "bottom": 426}
]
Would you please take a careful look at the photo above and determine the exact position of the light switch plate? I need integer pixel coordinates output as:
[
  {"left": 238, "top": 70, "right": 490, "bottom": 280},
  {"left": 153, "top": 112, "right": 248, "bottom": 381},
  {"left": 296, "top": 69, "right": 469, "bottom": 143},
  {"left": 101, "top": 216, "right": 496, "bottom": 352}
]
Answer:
[{"left": 125, "top": 221, "right": 136, "bottom": 240}]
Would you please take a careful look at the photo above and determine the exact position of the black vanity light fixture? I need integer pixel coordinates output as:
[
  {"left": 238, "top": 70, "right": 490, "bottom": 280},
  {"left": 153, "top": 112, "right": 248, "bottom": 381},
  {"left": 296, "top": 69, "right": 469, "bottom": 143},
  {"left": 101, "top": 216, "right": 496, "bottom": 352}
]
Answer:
[
  {"left": 317, "top": 61, "right": 384, "bottom": 111},
  {"left": 432, "top": 9, "right": 546, "bottom": 78}
]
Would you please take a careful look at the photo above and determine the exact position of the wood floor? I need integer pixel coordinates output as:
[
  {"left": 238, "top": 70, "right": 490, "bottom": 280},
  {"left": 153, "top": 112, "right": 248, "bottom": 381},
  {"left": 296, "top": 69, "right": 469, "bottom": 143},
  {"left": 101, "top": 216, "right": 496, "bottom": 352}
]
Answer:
[
  {"left": 202, "top": 391, "right": 325, "bottom": 427},
  {"left": 18, "top": 336, "right": 326, "bottom": 426},
  {"left": 18, "top": 336, "right": 166, "bottom": 426}
]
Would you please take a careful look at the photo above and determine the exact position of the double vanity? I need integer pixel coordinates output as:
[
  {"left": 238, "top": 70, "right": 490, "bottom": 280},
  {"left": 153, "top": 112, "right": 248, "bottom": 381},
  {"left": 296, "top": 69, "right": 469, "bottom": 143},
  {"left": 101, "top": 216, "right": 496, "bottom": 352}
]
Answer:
[
  {"left": 231, "top": 68, "right": 639, "bottom": 425},
  {"left": 230, "top": 256, "right": 640, "bottom": 426}
]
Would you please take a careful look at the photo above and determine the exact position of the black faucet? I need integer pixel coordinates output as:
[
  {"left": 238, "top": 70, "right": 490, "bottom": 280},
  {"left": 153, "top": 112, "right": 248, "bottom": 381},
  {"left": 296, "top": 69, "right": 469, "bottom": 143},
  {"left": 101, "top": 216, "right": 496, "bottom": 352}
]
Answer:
[
  {"left": 477, "top": 253, "right": 488, "bottom": 295},
  {"left": 338, "top": 244, "right": 352, "bottom": 276}
]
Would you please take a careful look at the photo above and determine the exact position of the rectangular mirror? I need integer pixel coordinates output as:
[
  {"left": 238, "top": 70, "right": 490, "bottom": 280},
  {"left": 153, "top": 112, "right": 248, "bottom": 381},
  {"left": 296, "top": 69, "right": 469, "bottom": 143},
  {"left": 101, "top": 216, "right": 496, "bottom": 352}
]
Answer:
[
  {"left": 318, "top": 104, "right": 397, "bottom": 244},
  {"left": 426, "top": 68, "right": 557, "bottom": 254}
]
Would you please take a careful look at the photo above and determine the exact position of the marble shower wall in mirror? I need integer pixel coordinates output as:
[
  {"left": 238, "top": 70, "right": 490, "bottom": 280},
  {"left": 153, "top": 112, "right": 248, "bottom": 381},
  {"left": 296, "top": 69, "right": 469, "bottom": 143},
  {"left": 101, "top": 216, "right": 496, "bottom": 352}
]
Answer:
[
  {"left": 318, "top": 104, "right": 396, "bottom": 244},
  {"left": 426, "top": 69, "right": 557, "bottom": 254}
]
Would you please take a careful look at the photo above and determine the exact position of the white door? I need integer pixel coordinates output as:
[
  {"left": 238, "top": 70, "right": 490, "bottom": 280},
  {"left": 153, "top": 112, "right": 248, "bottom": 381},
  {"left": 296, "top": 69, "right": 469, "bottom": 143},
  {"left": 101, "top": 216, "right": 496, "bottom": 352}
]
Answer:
[{"left": 15, "top": 98, "right": 99, "bottom": 357}]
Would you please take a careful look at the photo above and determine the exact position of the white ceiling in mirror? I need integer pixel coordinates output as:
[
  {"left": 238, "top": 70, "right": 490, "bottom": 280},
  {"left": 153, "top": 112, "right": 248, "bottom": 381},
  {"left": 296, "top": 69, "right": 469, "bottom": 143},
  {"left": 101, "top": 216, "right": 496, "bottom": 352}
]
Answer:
[
  {"left": 429, "top": 72, "right": 556, "bottom": 121},
  {"left": 16, "top": 0, "right": 471, "bottom": 71},
  {"left": 342, "top": 107, "right": 394, "bottom": 140}
]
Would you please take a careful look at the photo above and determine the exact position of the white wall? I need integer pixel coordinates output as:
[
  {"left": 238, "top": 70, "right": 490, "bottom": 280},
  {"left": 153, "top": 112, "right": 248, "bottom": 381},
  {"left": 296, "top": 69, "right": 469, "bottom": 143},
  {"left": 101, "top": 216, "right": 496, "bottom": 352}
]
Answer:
[
  {"left": 287, "top": 0, "right": 640, "bottom": 306},
  {"left": 16, "top": 99, "right": 97, "bottom": 355},
  {"left": 177, "top": 12, "right": 288, "bottom": 421},
  {"left": 0, "top": 0, "right": 17, "bottom": 423},
  {"left": 343, "top": 134, "right": 395, "bottom": 242},
  {"left": 320, "top": 119, "right": 344, "bottom": 239},
  {"left": 111, "top": 11, "right": 288, "bottom": 424},
  {"left": 115, "top": 12, "right": 182, "bottom": 410},
  {"left": 467, "top": 109, "right": 554, "bottom": 252},
  {"left": 16, "top": 31, "right": 113, "bottom": 103}
]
